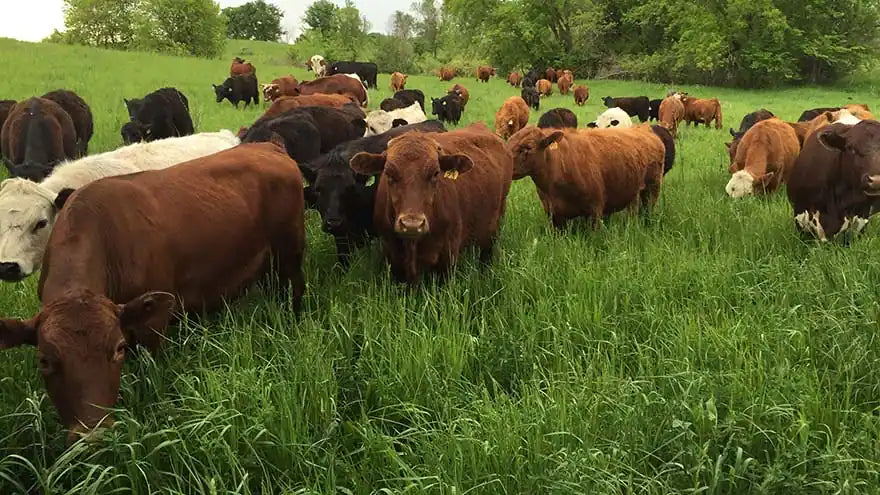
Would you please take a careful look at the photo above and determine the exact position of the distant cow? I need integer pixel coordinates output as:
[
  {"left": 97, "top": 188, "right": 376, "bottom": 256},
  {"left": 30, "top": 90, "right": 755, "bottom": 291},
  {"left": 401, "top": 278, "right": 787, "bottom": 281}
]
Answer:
[
  {"left": 506, "top": 125, "right": 665, "bottom": 229},
  {"left": 41, "top": 90, "right": 93, "bottom": 156},
  {"left": 213, "top": 73, "right": 259, "bottom": 108},
  {"left": 494, "top": 96, "right": 530, "bottom": 140},
  {"left": 365, "top": 102, "right": 427, "bottom": 136},
  {"left": 390, "top": 72, "right": 407, "bottom": 91},
  {"left": 574, "top": 86, "right": 589, "bottom": 106},
  {"left": 587, "top": 108, "right": 633, "bottom": 129},
  {"left": 476, "top": 65, "right": 495, "bottom": 82},
  {"left": 545, "top": 68, "right": 558, "bottom": 83},
  {"left": 537, "top": 108, "right": 577, "bottom": 129},
  {"left": 788, "top": 118, "right": 879, "bottom": 241},
  {"left": 230, "top": 57, "right": 256, "bottom": 76},
  {"left": 447, "top": 84, "right": 469, "bottom": 109},
  {"left": 679, "top": 94, "right": 723, "bottom": 129},
  {"left": 658, "top": 95, "right": 685, "bottom": 138},
  {"left": 521, "top": 87, "right": 540, "bottom": 111},
  {"left": 299, "top": 120, "right": 447, "bottom": 267},
  {"left": 122, "top": 87, "right": 193, "bottom": 144},
  {"left": 602, "top": 96, "right": 650, "bottom": 122},
  {"left": 1, "top": 98, "right": 77, "bottom": 181},
  {"left": 327, "top": 61, "right": 378, "bottom": 88},
  {"left": 0, "top": 142, "right": 304, "bottom": 440},
  {"left": 261, "top": 94, "right": 361, "bottom": 121},
  {"left": 431, "top": 94, "right": 463, "bottom": 125},
  {"left": 797, "top": 107, "right": 845, "bottom": 122},
  {"left": 380, "top": 89, "right": 425, "bottom": 113},
  {"left": 0, "top": 130, "right": 240, "bottom": 282},
  {"left": 262, "top": 76, "right": 299, "bottom": 102},
  {"left": 293, "top": 74, "right": 368, "bottom": 107},
  {"left": 557, "top": 74, "right": 573, "bottom": 95},
  {"left": 725, "top": 118, "right": 799, "bottom": 198},
  {"left": 648, "top": 99, "right": 663, "bottom": 121},
  {"left": 307, "top": 55, "right": 327, "bottom": 77},
  {"left": 349, "top": 122, "right": 513, "bottom": 285},
  {"left": 507, "top": 72, "right": 522, "bottom": 87},
  {"left": 439, "top": 67, "right": 456, "bottom": 81},
  {"left": 522, "top": 68, "right": 541, "bottom": 88},
  {"left": 241, "top": 106, "right": 366, "bottom": 162},
  {"left": 0, "top": 100, "right": 16, "bottom": 131},
  {"left": 536, "top": 79, "right": 553, "bottom": 97}
]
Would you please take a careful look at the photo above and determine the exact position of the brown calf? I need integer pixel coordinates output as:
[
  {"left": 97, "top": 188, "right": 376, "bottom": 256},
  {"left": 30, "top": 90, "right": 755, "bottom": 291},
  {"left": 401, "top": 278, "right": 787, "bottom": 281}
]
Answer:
[
  {"left": 545, "top": 68, "right": 558, "bottom": 83},
  {"left": 506, "top": 125, "right": 665, "bottom": 229},
  {"left": 439, "top": 67, "right": 456, "bottom": 81},
  {"left": 658, "top": 95, "right": 685, "bottom": 138},
  {"left": 448, "top": 84, "right": 469, "bottom": 109},
  {"left": 0, "top": 142, "right": 305, "bottom": 441},
  {"left": 259, "top": 94, "right": 362, "bottom": 120},
  {"left": 391, "top": 72, "right": 408, "bottom": 91},
  {"left": 494, "top": 96, "right": 530, "bottom": 140},
  {"left": 680, "top": 95, "right": 723, "bottom": 129},
  {"left": 725, "top": 118, "right": 799, "bottom": 197},
  {"left": 507, "top": 72, "right": 522, "bottom": 87},
  {"left": 349, "top": 123, "right": 513, "bottom": 285},
  {"left": 573, "top": 86, "right": 589, "bottom": 106},
  {"left": 561, "top": 69, "right": 574, "bottom": 80},
  {"left": 262, "top": 75, "right": 299, "bottom": 102},
  {"left": 292, "top": 74, "right": 368, "bottom": 106},
  {"left": 557, "top": 74, "right": 573, "bottom": 95},
  {"left": 476, "top": 65, "right": 495, "bottom": 82},
  {"left": 536, "top": 79, "right": 553, "bottom": 97},
  {"left": 230, "top": 59, "right": 256, "bottom": 76}
]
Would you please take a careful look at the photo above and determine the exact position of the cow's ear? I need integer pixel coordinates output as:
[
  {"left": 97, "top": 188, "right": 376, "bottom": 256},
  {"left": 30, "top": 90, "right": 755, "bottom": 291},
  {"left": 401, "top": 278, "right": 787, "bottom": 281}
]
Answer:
[
  {"left": 350, "top": 152, "right": 387, "bottom": 175},
  {"left": 539, "top": 131, "right": 564, "bottom": 149},
  {"left": 439, "top": 154, "right": 474, "bottom": 175},
  {"left": 118, "top": 292, "right": 176, "bottom": 349},
  {"left": 818, "top": 127, "right": 849, "bottom": 152},
  {"left": 303, "top": 186, "right": 317, "bottom": 209},
  {"left": 54, "top": 188, "right": 75, "bottom": 211},
  {"left": 0, "top": 317, "right": 38, "bottom": 349}
]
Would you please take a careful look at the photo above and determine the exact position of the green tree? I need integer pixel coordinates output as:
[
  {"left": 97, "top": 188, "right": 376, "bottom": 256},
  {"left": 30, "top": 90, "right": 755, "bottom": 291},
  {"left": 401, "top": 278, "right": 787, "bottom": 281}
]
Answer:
[
  {"left": 222, "top": 0, "right": 285, "bottom": 41},
  {"left": 141, "top": 0, "right": 226, "bottom": 57},
  {"left": 389, "top": 10, "right": 417, "bottom": 41},
  {"left": 412, "top": 0, "right": 440, "bottom": 56},
  {"left": 62, "top": 0, "right": 141, "bottom": 49},
  {"left": 303, "top": 0, "right": 338, "bottom": 38},
  {"left": 333, "top": 1, "right": 369, "bottom": 59}
]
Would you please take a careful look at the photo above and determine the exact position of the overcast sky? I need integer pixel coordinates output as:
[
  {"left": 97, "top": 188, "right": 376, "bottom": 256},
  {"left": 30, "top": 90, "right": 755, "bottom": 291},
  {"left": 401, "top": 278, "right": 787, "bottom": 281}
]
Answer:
[{"left": 0, "top": 0, "right": 397, "bottom": 43}]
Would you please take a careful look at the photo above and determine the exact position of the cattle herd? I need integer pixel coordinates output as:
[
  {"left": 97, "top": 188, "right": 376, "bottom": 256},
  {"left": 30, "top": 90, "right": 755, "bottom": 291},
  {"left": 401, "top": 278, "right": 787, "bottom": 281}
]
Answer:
[{"left": 0, "top": 53, "right": 877, "bottom": 443}]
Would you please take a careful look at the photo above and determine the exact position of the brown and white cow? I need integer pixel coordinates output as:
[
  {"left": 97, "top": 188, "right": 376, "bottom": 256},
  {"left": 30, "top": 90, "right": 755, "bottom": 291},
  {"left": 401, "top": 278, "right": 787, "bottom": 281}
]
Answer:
[
  {"left": 494, "top": 96, "right": 530, "bottom": 140},
  {"left": 291, "top": 74, "right": 368, "bottom": 107},
  {"left": 262, "top": 75, "right": 299, "bottom": 102},
  {"left": 0, "top": 142, "right": 305, "bottom": 441},
  {"left": 536, "top": 79, "right": 552, "bottom": 97},
  {"left": 447, "top": 84, "right": 469, "bottom": 109},
  {"left": 506, "top": 125, "right": 665, "bottom": 229},
  {"left": 306, "top": 55, "right": 327, "bottom": 77},
  {"left": 349, "top": 122, "right": 513, "bottom": 285},
  {"left": 658, "top": 95, "right": 685, "bottom": 138},
  {"left": 573, "top": 86, "right": 589, "bottom": 106},
  {"left": 390, "top": 72, "right": 408, "bottom": 92},
  {"left": 725, "top": 118, "right": 800, "bottom": 198}
]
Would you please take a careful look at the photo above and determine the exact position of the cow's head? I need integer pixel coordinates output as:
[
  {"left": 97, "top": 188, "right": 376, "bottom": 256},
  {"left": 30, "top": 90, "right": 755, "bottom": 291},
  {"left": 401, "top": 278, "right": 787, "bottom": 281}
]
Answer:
[
  {"left": 506, "top": 126, "right": 563, "bottom": 180},
  {"left": 212, "top": 82, "right": 232, "bottom": 103},
  {"left": 818, "top": 120, "right": 880, "bottom": 196},
  {"left": 350, "top": 134, "right": 473, "bottom": 238},
  {"left": 120, "top": 121, "right": 151, "bottom": 144},
  {"left": 123, "top": 98, "right": 143, "bottom": 120},
  {"left": 602, "top": 96, "right": 614, "bottom": 107},
  {"left": 262, "top": 84, "right": 281, "bottom": 102},
  {"left": 0, "top": 289, "right": 175, "bottom": 442},
  {"left": 302, "top": 152, "right": 375, "bottom": 236},
  {"left": 725, "top": 169, "right": 774, "bottom": 198}
]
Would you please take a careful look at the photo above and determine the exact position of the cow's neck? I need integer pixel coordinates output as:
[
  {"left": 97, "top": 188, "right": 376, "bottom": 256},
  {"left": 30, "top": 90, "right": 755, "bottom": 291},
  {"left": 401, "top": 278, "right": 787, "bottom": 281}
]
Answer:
[{"left": 38, "top": 223, "right": 113, "bottom": 304}]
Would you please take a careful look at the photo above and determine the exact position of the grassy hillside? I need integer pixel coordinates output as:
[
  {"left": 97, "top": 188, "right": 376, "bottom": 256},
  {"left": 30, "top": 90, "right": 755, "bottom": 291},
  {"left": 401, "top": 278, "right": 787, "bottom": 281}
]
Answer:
[{"left": 0, "top": 38, "right": 879, "bottom": 493}]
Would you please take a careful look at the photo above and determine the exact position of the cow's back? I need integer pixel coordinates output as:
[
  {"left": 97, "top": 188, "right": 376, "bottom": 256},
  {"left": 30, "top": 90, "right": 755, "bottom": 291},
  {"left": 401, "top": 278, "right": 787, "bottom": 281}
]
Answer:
[{"left": 787, "top": 125, "right": 847, "bottom": 215}]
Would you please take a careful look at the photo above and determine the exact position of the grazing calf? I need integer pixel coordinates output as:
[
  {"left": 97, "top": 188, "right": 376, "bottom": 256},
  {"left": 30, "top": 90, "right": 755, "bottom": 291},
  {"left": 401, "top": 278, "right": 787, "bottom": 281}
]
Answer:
[
  {"left": 380, "top": 89, "right": 425, "bottom": 112},
  {"left": 365, "top": 102, "right": 427, "bottom": 136},
  {"left": 242, "top": 106, "right": 366, "bottom": 161},
  {"left": 1, "top": 98, "right": 77, "bottom": 181},
  {"left": 230, "top": 58, "right": 256, "bottom": 76},
  {"left": 261, "top": 95, "right": 361, "bottom": 120},
  {"left": 648, "top": 99, "right": 663, "bottom": 121},
  {"left": 122, "top": 87, "right": 193, "bottom": 144},
  {"left": 602, "top": 96, "right": 650, "bottom": 122},
  {"left": 0, "top": 130, "right": 240, "bottom": 282},
  {"left": 390, "top": 72, "right": 407, "bottom": 91},
  {"left": 262, "top": 76, "right": 299, "bottom": 102},
  {"left": 658, "top": 95, "right": 685, "bottom": 138},
  {"left": 494, "top": 96, "right": 531, "bottom": 140},
  {"left": 507, "top": 72, "right": 522, "bottom": 87},
  {"left": 299, "top": 120, "right": 447, "bottom": 267},
  {"left": 213, "top": 74, "right": 259, "bottom": 108},
  {"left": 557, "top": 74, "right": 573, "bottom": 95},
  {"left": 439, "top": 67, "right": 456, "bottom": 81},
  {"left": 545, "top": 68, "right": 558, "bottom": 83},
  {"left": 432, "top": 94, "right": 463, "bottom": 125},
  {"left": 679, "top": 94, "right": 723, "bottom": 128},
  {"left": 506, "top": 125, "right": 665, "bottom": 229},
  {"left": 588, "top": 107, "right": 633, "bottom": 129},
  {"left": 574, "top": 86, "right": 589, "bottom": 106},
  {"left": 538, "top": 108, "right": 578, "bottom": 129},
  {"left": 42, "top": 90, "right": 93, "bottom": 156},
  {"left": 326, "top": 61, "right": 378, "bottom": 89},
  {"left": 0, "top": 142, "right": 304, "bottom": 440},
  {"left": 307, "top": 55, "right": 327, "bottom": 77},
  {"left": 349, "top": 122, "right": 513, "bottom": 285},
  {"left": 536, "top": 79, "right": 553, "bottom": 97},
  {"left": 294, "top": 74, "right": 368, "bottom": 107},
  {"left": 788, "top": 118, "right": 879, "bottom": 241},
  {"left": 650, "top": 125, "right": 676, "bottom": 175},
  {"left": 725, "top": 118, "right": 800, "bottom": 198},
  {"left": 447, "top": 84, "right": 469, "bottom": 109},
  {"left": 476, "top": 65, "right": 495, "bottom": 82}
]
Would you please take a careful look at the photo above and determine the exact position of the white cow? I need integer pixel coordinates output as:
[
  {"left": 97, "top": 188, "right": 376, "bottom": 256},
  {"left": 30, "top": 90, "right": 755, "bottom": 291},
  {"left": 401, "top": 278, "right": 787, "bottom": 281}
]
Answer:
[
  {"left": 588, "top": 107, "right": 633, "bottom": 129},
  {"left": 308, "top": 55, "right": 326, "bottom": 77},
  {"left": 0, "top": 130, "right": 240, "bottom": 281},
  {"left": 363, "top": 102, "right": 426, "bottom": 136}
]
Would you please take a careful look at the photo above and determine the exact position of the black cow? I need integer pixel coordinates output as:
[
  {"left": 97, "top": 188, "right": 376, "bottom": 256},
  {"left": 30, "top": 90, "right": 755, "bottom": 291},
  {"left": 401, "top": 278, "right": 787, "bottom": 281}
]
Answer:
[
  {"left": 240, "top": 106, "right": 366, "bottom": 163},
  {"left": 380, "top": 89, "right": 425, "bottom": 112},
  {"left": 213, "top": 73, "right": 259, "bottom": 108},
  {"left": 122, "top": 87, "right": 193, "bottom": 144},
  {"left": 798, "top": 107, "right": 841, "bottom": 122},
  {"left": 41, "top": 89, "right": 93, "bottom": 156},
  {"left": 522, "top": 67, "right": 542, "bottom": 88},
  {"left": 537, "top": 108, "right": 577, "bottom": 129},
  {"left": 648, "top": 99, "right": 663, "bottom": 121},
  {"left": 521, "top": 87, "right": 540, "bottom": 111},
  {"left": 431, "top": 94, "right": 463, "bottom": 125},
  {"left": 602, "top": 96, "right": 650, "bottom": 122},
  {"left": 299, "top": 120, "right": 447, "bottom": 267},
  {"left": 729, "top": 108, "right": 775, "bottom": 140},
  {"left": 650, "top": 125, "right": 676, "bottom": 176},
  {"left": 326, "top": 61, "right": 378, "bottom": 89}
]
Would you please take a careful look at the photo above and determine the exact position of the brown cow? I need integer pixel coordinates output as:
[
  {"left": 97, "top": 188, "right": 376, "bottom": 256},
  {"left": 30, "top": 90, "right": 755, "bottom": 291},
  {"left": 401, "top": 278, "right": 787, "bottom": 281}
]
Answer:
[
  {"left": 292, "top": 74, "right": 368, "bottom": 107},
  {"left": 230, "top": 58, "right": 256, "bottom": 76},
  {"left": 439, "top": 67, "right": 456, "bottom": 81},
  {"left": 259, "top": 94, "right": 362, "bottom": 120},
  {"left": 658, "top": 95, "right": 685, "bottom": 138},
  {"left": 0, "top": 142, "right": 305, "bottom": 441},
  {"left": 349, "top": 122, "right": 513, "bottom": 285},
  {"left": 476, "top": 65, "right": 495, "bottom": 83},
  {"left": 391, "top": 72, "right": 408, "bottom": 92},
  {"left": 545, "top": 68, "right": 558, "bottom": 83},
  {"left": 506, "top": 125, "right": 665, "bottom": 229},
  {"left": 262, "top": 75, "right": 300, "bottom": 102},
  {"left": 573, "top": 86, "right": 589, "bottom": 106},
  {"left": 557, "top": 74, "right": 573, "bottom": 95},
  {"left": 494, "top": 96, "right": 530, "bottom": 140},
  {"left": 725, "top": 118, "right": 800, "bottom": 198},
  {"left": 679, "top": 94, "right": 723, "bottom": 129},
  {"left": 507, "top": 72, "right": 522, "bottom": 87},
  {"left": 447, "top": 84, "right": 469, "bottom": 109},
  {"left": 536, "top": 79, "right": 553, "bottom": 97},
  {"left": 1, "top": 98, "right": 78, "bottom": 181},
  {"left": 41, "top": 89, "right": 93, "bottom": 156},
  {"left": 561, "top": 69, "right": 574, "bottom": 80}
]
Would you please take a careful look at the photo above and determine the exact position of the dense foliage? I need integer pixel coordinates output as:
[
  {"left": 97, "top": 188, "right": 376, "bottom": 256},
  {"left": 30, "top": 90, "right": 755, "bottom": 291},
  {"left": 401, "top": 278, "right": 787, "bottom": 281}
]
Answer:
[{"left": 222, "top": 0, "right": 285, "bottom": 42}]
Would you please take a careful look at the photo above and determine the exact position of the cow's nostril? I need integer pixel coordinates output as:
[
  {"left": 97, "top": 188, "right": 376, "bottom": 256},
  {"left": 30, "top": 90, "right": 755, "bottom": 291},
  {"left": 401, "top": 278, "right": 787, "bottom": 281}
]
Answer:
[{"left": 0, "top": 262, "right": 22, "bottom": 281}]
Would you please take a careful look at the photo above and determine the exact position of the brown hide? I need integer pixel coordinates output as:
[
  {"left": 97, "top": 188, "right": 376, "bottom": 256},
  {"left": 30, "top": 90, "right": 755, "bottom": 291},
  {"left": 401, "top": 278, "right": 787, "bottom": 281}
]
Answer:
[
  {"left": 262, "top": 76, "right": 300, "bottom": 102},
  {"left": 658, "top": 96, "right": 685, "bottom": 138},
  {"left": 447, "top": 84, "right": 470, "bottom": 108},
  {"left": 230, "top": 61, "right": 256, "bottom": 76},
  {"left": 557, "top": 74, "right": 573, "bottom": 95},
  {"left": 260, "top": 94, "right": 360, "bottom": 120},
  {"left": 680, "top": 96, "right": 723, "bottom": 129},
  {"left": 545, "top": 68, "right": 558, "bottom": 83},
  {"left": 476, "top": 66, "right": 495, "bottom": 82},
  {"left": 1, "top": 97, "right": 77, "bottom": 171},
  {"left": 536, "top": 79, "right": 552, "bottom": 96},
  {"left": 728, "top": 118, "right": 800, "bottom": 194},
  {"left": 494, "top": 96, "right": 530, "bottom": 140},
  {"left": 390, "top": 72, "right": 407, "bottom": 91},
  {"left": 293, "top": 74, "right": 367, "bottom": 106},
  {"left": 573, "top": 86, "right": 589, "bottom": 106},
  {"left": 439, "top": 67, "right": 456, "bottom": 81},
  {"left": 507, "top": 72, "right": 522, "bottom": 87}
]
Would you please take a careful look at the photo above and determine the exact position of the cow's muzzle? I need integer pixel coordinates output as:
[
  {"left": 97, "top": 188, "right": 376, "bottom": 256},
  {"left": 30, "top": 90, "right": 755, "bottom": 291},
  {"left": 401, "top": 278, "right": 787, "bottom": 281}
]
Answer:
[
  {"left": 0, "top": 262, "right": 24, "bottom": 282},
  {"left": 863, "top": 174, "right": 880, "bottom": 196},
  {"left": 395, "top": 214, "right": 429, "bottom": 238}
]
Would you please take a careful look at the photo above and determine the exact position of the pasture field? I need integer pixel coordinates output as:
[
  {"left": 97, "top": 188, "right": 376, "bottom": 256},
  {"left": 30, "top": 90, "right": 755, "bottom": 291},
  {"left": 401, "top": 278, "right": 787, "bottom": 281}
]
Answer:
[{"left": 1, "top": 37, "right": 880, "bottom": 494}]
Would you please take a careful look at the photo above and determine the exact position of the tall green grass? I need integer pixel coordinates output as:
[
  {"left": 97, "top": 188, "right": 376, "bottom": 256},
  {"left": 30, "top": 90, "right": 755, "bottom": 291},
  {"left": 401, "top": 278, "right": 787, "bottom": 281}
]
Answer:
[{"left": 0, "top": 37, "right": 879, "bottom": 493}]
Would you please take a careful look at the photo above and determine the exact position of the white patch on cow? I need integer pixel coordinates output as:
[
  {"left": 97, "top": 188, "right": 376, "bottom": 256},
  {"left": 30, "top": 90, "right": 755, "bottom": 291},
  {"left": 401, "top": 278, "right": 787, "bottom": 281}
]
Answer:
[
  {"left": 833, "top": 109, "right": 861, "bottom": 125},
  {"left": 0, "top": 130, "right": 240, "bottom": 280},
  {"left": 593, "top": 107, "right": 633, "bottom": 129},
  {"left": 309, "top": 55, "right": 326, "bottom": 77},
  {"left": 725, "top": 170, "right": 754, "bottom": 198},
  {"left": 363, "top": 102, "right": 427, "bottom": 137},
  {"left": 811, "top": 212, "right": 828, "bottom": 242},
  {"left": 507, "top": 119, "right": 513, "bottom": 126},
  {"left": 852, "top": 216, "right": 869, "bottom": 234},
  {"left": 794, "top": 211, "right": 811, "bottom": 233}
]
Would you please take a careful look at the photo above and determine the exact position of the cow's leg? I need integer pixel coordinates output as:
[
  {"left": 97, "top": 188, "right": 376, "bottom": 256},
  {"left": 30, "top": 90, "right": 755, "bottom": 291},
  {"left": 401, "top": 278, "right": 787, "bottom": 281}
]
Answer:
[
  {"left": 271, "top": 225, "right": 306, "bottom": 312},
  {"left": 551, "top": 214, "right": 568, "bottom": 231},
  {"left": 335, "top": 236, "right": 352, "bottom": 269}
]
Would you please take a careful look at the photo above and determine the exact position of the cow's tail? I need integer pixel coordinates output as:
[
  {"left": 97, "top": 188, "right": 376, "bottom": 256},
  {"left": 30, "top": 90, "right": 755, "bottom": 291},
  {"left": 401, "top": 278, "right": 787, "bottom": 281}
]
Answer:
[{"left": 715, "top": 101, "right": 723, "bottom": 129}]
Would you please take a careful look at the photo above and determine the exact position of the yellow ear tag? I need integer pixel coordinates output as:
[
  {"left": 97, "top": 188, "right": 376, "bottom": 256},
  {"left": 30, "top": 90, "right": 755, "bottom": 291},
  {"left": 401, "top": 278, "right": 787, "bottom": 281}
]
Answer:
[
  {"left": 443, "top": 170, "right": 460, "bottom": 180},
  {"left": 548, "top": 142, "right": 559, "bottom": 150}
]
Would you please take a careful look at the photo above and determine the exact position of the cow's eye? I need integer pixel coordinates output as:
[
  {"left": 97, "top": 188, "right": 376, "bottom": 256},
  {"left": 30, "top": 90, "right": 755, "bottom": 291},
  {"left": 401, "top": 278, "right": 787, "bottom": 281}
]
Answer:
[
  {"left": 33, "top": 219, "right": 48, "bottom": 232},
  {"left": 38, "top": 356, "right": 54, "bottom": 375}
]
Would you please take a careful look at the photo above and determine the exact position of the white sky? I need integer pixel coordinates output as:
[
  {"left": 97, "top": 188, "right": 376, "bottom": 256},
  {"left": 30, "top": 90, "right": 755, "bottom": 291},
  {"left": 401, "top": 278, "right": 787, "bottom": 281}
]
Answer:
[{"left": 0, "top": 0, "right": 399, "bottom": 43}]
